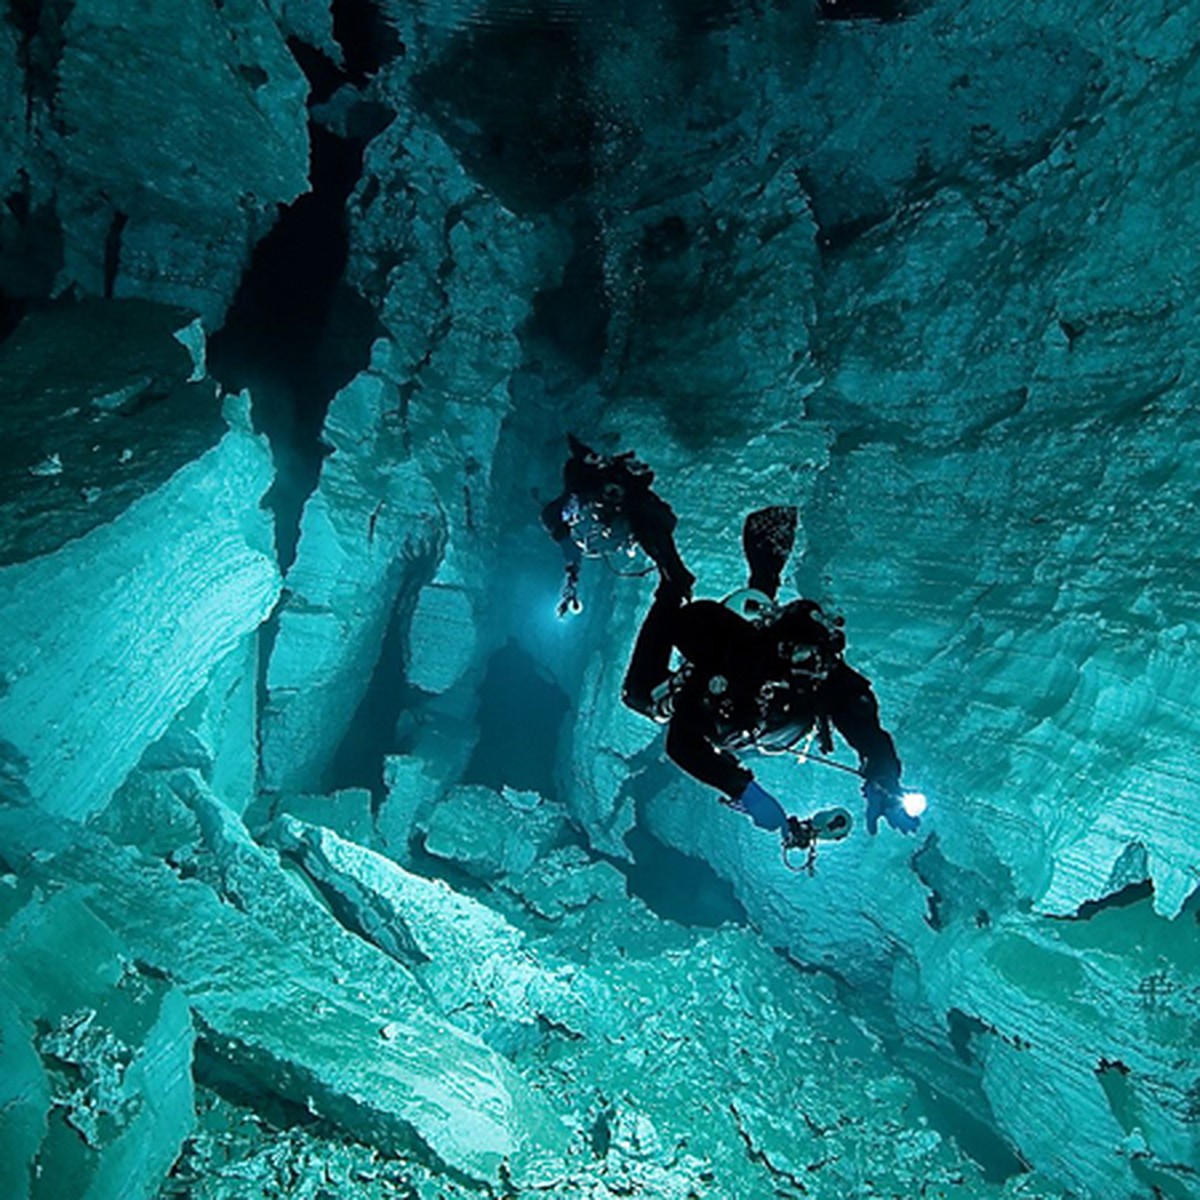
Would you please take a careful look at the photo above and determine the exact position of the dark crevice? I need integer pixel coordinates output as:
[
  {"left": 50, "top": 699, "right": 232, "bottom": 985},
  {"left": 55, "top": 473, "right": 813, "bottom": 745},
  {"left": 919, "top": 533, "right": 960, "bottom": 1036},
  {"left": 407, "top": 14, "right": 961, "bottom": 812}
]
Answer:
[
  {"left": 589, "top": 1107, "right": 613, "bottom": 1158},
  {"left": 287, "top": 39, "right": 345, "bottom": 106},
  {"left": 237, "top": 63, "right": 269, "bottom": 89},
  {"left": 0, "top": 295, "right": 25, "bottom": 343},
  {"left": 7, "top": 0, "right": 74, "bottom": 126},
  {"left": 207, "top": 128, "right": 367, "bottom": 391},
  {"left": 911, "top": 834, "right": 952, "bottom": 929},
  {"left": 661, "top": 0, "right": 746, "bottom": 34},
  {"left": 209, "top": 20, "right": 401, "bottom": 565},
  {"left": 288, "top": 0, "right": 403, "bottom": 102},
  {"left": 333, "top": 0, "right": 405, "bottom": 85},
  {"left": 277, "top": 847, "right": 431, "bottom": 966},
  {"left": 909, "top": 833, "right": 1018, "bottom": 933},
  {"left": 0, "top": 173, "right": 64, "bottom": 335},
  {"left": 2, "top": 0, "right": 68, "bottom": 336},
  {"left": 403, "top": 826, "right": 550, "bottom": 902},
  {"left": 608, "top": 794, "right": 749, "bottom": 930},
  {"left": 923, "top": 880, "right": 945, "bottom": 930},
  {"left": 947, "top": 1007, "right": 993, "bottom": 1065},
  {"left": 529, "top": 214, "right": 609, "bottom": 374},
  {"left": 912, "top": 1079, "right": 1030, "bottom": 1184},
  {"left": 1071, "top": 879, "right": 1155, "bottom": 920},
  {"left": 819, "top": 0, "right": 911, "bottom": 19},
  {"left": 816, "top": 210, "right": 887, "bottom": 255},
  {"left": 1059, "top": 317, "right": 1087, "bottom": 349},
  {"left": 192, "top": 1042, "right": 322, "bottom": 1132},
  {"left": 595, "top": 751, "right": 749, "bottom": 930},
  {"left": 208, "top": 114, "right": 385, "bottom": 570},
  {"left": 102, "top": 209, "right": 128, "bottom": 299}
]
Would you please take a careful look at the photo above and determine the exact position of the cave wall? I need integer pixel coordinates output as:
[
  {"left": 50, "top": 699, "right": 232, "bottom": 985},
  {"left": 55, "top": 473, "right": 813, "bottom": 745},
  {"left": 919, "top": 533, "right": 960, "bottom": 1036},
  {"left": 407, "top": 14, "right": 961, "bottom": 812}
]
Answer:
[
  {"left": 554, "top": 3, "right": 1200, "bottom": 1196},
  {"left": 1, "top": 1, "right": 1198, "bottom": 1197}
]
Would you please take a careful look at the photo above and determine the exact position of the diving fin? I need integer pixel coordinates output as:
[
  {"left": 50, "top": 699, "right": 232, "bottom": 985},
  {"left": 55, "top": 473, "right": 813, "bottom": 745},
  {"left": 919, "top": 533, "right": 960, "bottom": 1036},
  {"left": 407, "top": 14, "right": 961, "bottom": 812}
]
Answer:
[{"left": 742, "top": 506, "right": 798, "bottom": 600}]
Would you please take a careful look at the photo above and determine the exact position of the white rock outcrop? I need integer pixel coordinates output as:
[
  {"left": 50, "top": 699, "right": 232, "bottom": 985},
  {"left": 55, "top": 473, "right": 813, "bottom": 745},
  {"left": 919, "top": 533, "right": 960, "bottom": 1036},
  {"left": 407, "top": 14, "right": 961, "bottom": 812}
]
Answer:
[{"left": 0, "top": 303, "right": 279, "bottom": 820}]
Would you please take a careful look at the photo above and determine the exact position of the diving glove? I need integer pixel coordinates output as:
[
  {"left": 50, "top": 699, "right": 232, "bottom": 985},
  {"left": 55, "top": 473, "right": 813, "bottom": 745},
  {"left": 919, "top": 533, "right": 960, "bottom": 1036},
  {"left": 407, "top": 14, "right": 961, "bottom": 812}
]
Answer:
[
  {"left": 864, "top": 780, "right": 919, "bottom": 836},
  {"left": 731, "top": 779, "right": 787, "bottom": 831}
]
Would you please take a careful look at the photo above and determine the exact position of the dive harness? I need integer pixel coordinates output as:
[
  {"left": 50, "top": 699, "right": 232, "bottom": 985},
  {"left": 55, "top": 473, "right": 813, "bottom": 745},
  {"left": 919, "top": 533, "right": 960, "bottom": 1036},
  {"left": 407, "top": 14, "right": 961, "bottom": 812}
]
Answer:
[{"left": 564, "top": 496, "right": 654, "bottom": 578}]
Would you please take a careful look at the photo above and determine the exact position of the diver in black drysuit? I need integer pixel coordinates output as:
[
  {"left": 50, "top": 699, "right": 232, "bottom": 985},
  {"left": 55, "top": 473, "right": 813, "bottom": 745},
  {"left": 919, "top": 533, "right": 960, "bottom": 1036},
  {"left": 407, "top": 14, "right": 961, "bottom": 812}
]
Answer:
[
  {"left": 622, "top": 506, "right": 917, "bottom": 849},
  {"left": 542, "top": 435, "right": 695, "bottom": 617}
]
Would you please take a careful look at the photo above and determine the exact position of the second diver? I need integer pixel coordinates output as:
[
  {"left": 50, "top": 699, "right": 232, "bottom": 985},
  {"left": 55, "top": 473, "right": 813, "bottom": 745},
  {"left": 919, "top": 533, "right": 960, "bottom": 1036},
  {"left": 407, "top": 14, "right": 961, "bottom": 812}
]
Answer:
[{"left": 542, "top": 434, "right": 695, "bottom": 618}]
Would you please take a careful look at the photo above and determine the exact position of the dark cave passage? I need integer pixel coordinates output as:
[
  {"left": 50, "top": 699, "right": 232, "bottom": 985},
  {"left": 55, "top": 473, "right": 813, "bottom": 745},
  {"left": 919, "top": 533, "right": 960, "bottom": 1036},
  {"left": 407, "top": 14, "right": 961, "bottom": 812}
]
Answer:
[
  {"left": 207, "top": 33, "right": 391, "bottom": 569},
  {"left": 331, "top": 0, "right": 405, "bottom": 84},
  {"left": 463, "top": 639, "right": 570, "bottom": 799},
  {"left": 818, "top": 0, "right": 912, "bottom": 20},
  {"left": 327, "top": 586, "right": 432, "bottom": 801}
]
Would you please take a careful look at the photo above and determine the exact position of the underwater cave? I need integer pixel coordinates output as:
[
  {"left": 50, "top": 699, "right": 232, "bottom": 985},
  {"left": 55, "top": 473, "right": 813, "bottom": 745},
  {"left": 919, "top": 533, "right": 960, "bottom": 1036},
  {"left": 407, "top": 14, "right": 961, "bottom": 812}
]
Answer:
[{"left": 1, "top": 2, "right": 1198, "bottom": 1198}]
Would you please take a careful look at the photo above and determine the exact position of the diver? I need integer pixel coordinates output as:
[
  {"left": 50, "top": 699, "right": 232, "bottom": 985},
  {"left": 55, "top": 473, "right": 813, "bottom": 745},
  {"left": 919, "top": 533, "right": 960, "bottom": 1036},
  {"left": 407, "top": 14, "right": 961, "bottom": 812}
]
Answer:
[
  {"left": 541, "top": 434, "right": 695, "bottom": 618},
  {"left": 622, "top": 506, "right": 918, "bottom": 859}
]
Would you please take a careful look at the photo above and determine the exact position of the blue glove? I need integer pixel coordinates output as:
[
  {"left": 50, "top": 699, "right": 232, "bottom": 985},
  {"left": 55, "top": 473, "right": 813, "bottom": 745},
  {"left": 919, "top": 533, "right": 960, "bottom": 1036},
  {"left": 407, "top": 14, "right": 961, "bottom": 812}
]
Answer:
[
  {"left": 864, "top": 780, "right": 919, "bottom": 836},
  {"left": 732, "top": 779, "right": 787, "bottom": 832}
]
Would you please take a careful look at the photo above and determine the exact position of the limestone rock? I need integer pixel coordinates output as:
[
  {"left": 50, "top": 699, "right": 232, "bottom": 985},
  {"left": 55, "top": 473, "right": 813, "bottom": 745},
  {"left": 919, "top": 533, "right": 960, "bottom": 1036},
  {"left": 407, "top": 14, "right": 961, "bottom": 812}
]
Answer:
[
  {"left": 790, "top": 17, "right": 1097, "bottom": 237},
  {"left": 0, "top": 301, "right": 227, "bottom": 563},
  {"left": 147, "top": 770, "right": 430, "bottom": 1019},
  {"left": 422, "top": 784, "right": 564, "bottom": 881},
  {"left": 377, "top": 753, "right": 444, "bottom": 859},
  {"left": 0, "top": 808, "right": 570, "bottom": 1186},
  {"left": 267, "top": 0, "right": 339, "bottom": 62},
  {"left": 270, "top": 787, "right": 376, "bottom": 847},
  {"left": 8, "top": 0, "right": 310, "bottom": 324},
  {"left": 0, "top": 993, "right": 49, "bottom": 1200},
  {"left": 1, "top": 879, "right": 195, "bottom": 1200},
  {"left": 266, "top": 815, "right": 596, "bottom": 1051},
  {"left": 505, "top": 846, "right": 629, "bottom": 924},
  {"left": 137, "top": 632, "right": 261, "bottom": 815},
  {"left": 407, "top": 580, "right": 479, "bottom": 694},
  {"left": 261, "top": 364, "right": 445, "bottom": 795},
  {"left": 0, "top": 303, "right": 279, "bottom": 819}
]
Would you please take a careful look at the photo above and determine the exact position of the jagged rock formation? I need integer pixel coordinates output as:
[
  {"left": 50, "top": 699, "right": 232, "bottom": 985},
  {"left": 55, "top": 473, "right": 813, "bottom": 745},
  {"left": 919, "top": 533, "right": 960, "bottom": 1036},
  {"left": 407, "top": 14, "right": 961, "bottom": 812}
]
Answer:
[
  {"left": 1, "top": 2, "right": 1198, "bottom": 1199},
  {"left": 260, "top": 361, "right": 445, "bottom": 795},
  {"left": 0, "top": 302, "right": 279, "bottom": 819},
  {"left": 1, "top": 0, "right": 310, "bottom": 325}
]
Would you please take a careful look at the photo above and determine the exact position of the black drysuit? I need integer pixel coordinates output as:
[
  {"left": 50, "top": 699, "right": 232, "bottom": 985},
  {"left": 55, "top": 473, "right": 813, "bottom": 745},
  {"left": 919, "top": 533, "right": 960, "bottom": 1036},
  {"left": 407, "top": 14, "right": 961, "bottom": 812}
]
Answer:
[
  {"left": 623, "top": 590, "right": 901, "bottom": 800},
  {"left": 541, "top": 439, "right": 694, "bottom": 594}
]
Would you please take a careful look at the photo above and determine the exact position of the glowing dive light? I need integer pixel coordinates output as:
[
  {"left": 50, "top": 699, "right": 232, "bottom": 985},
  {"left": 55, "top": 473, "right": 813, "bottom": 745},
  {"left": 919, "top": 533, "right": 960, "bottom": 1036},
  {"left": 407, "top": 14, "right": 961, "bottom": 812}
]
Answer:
[{"left": 900, "top": 791, "right": 928, "bottom": 819}]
